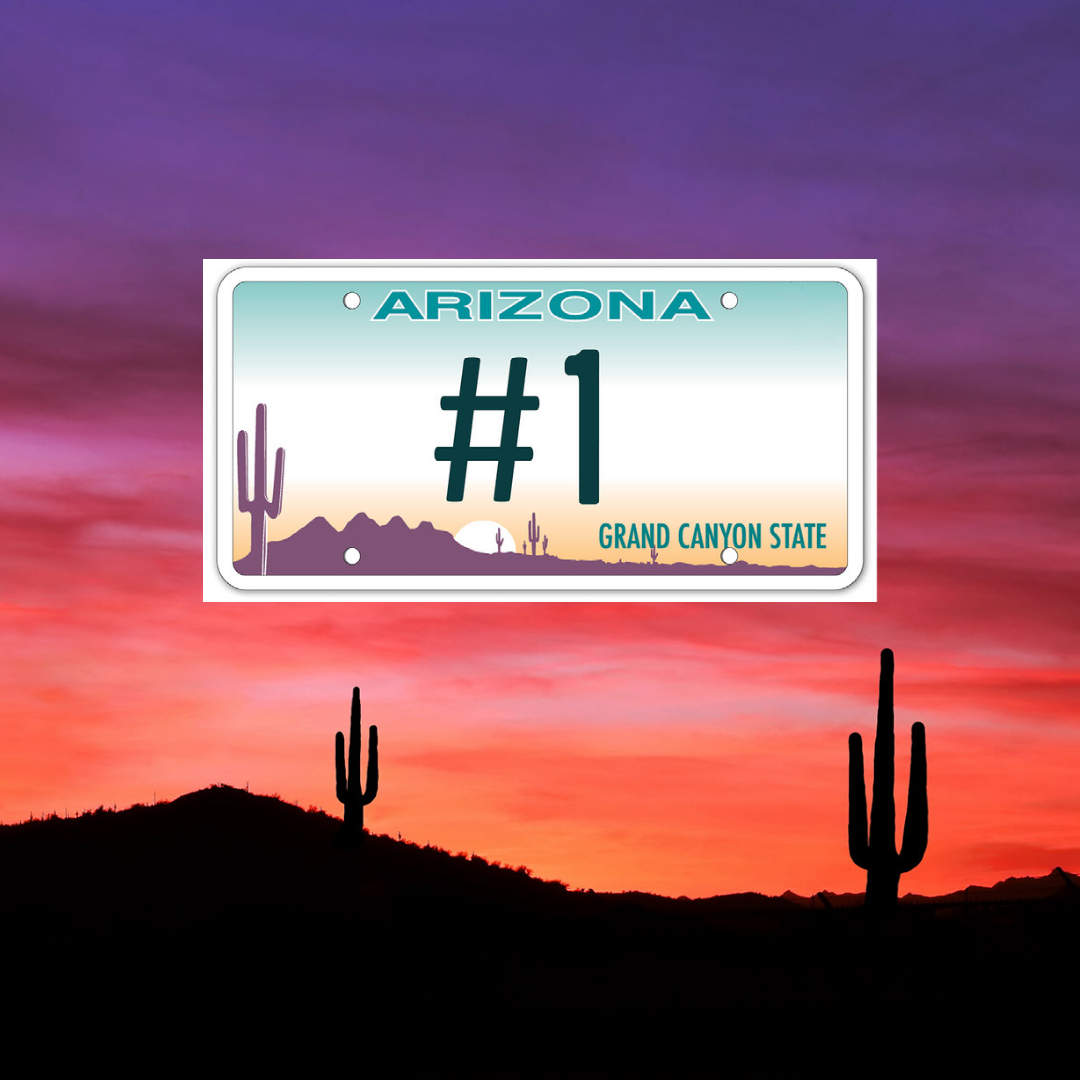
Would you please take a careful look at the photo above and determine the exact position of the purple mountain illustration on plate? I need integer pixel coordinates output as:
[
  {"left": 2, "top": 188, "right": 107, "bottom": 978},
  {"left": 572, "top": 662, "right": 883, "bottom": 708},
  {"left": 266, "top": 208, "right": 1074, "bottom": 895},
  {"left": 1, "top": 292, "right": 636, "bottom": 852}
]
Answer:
[{"left": 234, "top": 512, "right": 845, "bottom": 577}]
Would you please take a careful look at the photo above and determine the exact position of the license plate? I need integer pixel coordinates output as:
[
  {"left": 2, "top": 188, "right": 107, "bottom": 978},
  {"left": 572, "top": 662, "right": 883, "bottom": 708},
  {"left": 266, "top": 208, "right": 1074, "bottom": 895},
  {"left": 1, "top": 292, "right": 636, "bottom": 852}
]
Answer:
[{"left": 212, "top": 263, "right": 866, "bottom": 593}]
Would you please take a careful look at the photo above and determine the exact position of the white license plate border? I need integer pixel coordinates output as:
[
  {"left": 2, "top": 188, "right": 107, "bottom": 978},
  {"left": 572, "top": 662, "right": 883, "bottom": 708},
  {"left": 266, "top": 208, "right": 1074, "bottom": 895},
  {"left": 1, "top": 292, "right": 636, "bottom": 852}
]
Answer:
[{"left": 206, "top": 260, "right": 874, "bottom": 601}]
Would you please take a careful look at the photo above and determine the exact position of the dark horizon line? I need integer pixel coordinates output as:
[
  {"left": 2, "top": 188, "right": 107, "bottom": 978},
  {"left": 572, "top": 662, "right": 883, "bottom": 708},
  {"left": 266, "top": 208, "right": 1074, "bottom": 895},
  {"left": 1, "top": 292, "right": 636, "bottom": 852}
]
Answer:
[{"left": 6, "top": 783, "right": 1076, "bottom": 906}]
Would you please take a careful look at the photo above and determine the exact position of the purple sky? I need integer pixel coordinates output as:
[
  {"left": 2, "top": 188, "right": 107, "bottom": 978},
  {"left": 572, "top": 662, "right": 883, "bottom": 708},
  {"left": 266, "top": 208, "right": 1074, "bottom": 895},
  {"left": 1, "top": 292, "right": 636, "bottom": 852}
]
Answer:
[{"left": 1, "top": 1, "right": 1078, "bottom": 896}]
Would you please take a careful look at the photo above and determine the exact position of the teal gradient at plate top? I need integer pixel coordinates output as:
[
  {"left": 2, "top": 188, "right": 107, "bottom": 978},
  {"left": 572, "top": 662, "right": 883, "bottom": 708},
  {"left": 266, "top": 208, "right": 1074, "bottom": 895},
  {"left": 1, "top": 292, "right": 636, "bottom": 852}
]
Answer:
[{"left": 232, "top": 280, "right": 848, "bottom": 386}]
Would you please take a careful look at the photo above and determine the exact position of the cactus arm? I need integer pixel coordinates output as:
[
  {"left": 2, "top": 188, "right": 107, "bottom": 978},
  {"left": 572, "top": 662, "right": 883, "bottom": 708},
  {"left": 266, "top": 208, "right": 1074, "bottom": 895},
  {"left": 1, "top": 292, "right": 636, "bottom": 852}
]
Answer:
[
  {"left": 898, "top": 721, "right": 928, "bottom": 873},
  {"left": 335, "top": 730, "right": 348, "bottom": 803},
  {"left": 237, "top": 430, "right": 251, "bottom": 511},
  {"left": 269, "top": 448, "right": 285, "bottom": 518},
  {"left": 868, "top": 648, "right": 897, "bottom": 860},
  {"left": 848, "top": 733, "right": 870, "bottom": 870},
  {"left": 254, "top": 403, "right": 268, "bottom": 500},
  {"left": 362, "top": 726, "right": 379, "bottom": 804},
  {"left": 348, "top": 687, "right": 362, "bottom": 800}
]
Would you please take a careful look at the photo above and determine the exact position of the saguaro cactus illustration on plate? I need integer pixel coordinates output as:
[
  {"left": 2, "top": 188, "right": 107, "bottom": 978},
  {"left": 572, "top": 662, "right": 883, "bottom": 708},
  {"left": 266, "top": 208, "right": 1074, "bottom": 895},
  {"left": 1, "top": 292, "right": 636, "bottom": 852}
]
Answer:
[
  {"left": 542, "top": 535, "right": 548, "bottom": 555},
  {"left": 495, "top": 527, "right": 504, "bottom": 553},
  {"left": 237, "top": 403, "right": 284, "bottom": 575},
  {"left": 848, "top": 649, "right": 927, "bottom": 909},
  {"left": 650, "top": 547, "right": 658, "bottom": 565},
  {"left": 336, "top": 687, "right": 378, "bottom": 842},
  {"left": 528, "top": 512, "right": 539, "bottom": 555}
]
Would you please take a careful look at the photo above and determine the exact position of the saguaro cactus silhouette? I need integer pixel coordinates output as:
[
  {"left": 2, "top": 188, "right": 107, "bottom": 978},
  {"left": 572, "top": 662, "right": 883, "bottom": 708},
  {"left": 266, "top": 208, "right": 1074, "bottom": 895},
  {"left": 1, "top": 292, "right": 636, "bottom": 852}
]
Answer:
[
  {"left": 542, "top": 534, "right": 548, "bottom": 555},
  {"left": 237, "top": 403, "right": 284, "bottom": 575},
  {"left": 650, "top": 547, "right": 658, "bottom": 565},
  {"left": 528, "top": 512, "right": 539, "bottom": 555},
  {"left": 495, "top": 527, "right": 504, "bottom": 552},
  {"left": 336, "top": 687, "right": 378, "bottom": 842},
  {"left": 848, "top": 649, "right": 927, "bottom": 909}
]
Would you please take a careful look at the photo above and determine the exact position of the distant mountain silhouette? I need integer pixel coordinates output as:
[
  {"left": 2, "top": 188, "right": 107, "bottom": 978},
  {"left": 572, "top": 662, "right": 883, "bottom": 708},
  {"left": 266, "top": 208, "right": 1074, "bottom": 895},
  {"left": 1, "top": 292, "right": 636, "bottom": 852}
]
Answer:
[
  {"left": 234, "top": 511, "right": 845, "bottom": 576},
  {"left": 785, "top": 868, "right": 1080, "bottom": 909},
  {"left": 4, "top": 788, "right": 1077, "bottom": 1075}
]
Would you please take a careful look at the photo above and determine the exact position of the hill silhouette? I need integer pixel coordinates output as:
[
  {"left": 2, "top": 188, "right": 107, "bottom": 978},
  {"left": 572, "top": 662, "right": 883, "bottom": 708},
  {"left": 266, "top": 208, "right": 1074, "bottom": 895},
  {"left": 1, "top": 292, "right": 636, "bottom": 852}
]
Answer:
[{"left": 4, "top": 787, "right": 1078, "bottom": 1075}]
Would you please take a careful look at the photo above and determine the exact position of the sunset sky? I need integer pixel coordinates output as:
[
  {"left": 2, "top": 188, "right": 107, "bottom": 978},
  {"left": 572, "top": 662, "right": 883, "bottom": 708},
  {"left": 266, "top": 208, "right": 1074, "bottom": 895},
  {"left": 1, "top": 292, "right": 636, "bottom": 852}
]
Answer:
[{"left": 2, "top": 0, "right": 1077, "bottom": 898}]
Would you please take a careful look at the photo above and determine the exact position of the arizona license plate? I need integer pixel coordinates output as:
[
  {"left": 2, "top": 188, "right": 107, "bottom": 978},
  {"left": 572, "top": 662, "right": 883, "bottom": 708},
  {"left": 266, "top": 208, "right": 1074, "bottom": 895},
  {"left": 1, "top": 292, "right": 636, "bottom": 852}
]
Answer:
[{"left": 213, "top": 263, "right": 866, "bottom": 593}]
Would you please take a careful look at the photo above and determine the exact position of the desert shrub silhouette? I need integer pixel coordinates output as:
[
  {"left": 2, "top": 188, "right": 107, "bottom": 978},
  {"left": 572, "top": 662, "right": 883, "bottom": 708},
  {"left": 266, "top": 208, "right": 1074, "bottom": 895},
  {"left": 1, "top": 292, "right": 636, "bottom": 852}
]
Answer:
[
  {"left": 848, "top": 649, "right": 927, "bottom": 909},
  {"left": 335, "top": 686, "right": 378, "bottom": 845}
]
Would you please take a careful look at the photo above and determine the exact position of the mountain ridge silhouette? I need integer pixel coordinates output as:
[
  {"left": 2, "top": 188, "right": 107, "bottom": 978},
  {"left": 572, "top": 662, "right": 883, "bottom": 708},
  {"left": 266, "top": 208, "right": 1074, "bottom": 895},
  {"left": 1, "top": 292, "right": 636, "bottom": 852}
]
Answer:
[
  {"left": 234, "top": 511, "right": 845, "bottom": 576},
  {"left": 5, "top": 784, "right": 1076, "bottom": 908},
  {"left": 5, "top": 785, "right": 1078, "bottom": 1075}
]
